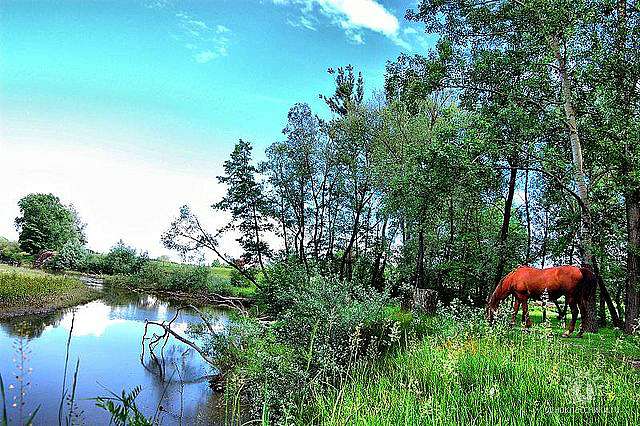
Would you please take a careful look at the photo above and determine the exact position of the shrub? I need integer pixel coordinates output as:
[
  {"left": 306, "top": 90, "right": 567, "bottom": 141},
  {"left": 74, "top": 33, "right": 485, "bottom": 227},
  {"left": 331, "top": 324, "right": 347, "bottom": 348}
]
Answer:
[
  {"left": 255, "top": 259, "right": 309, "bottom": 317},
  {"left": 48, "top": 239, "right": 88, "bottom": 271},
  {"left": 102, "top": 240, "right": 148, "bottom": 275},
  {"left": 83, "top": 253, "right": 107, "bottom": 274},
  {"left": 166, "top": 264, "right": 209, "bottom": 291},
  {"left": 0, "top": 237, "right": 30, "bottom": 266},
  {"left": 212, "top": 261, "right": 402, "bottom": 420}
]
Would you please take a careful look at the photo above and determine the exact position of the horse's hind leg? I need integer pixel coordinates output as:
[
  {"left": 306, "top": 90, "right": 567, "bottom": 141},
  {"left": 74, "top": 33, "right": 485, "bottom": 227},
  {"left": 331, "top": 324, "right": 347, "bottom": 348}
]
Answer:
[
  {"left": 562, "top": 298, "right": 579, "bottom": 337},
  {"left": 577, "top": 298, "right": 587, "bottom": 338},
  {"left": 511, "top": 299, "right": 520, "bottom": 326}
]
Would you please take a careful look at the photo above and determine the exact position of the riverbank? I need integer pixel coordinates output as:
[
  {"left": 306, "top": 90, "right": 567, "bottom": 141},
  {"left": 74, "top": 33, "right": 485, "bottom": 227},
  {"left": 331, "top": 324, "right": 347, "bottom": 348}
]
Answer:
[
  {"left": 104, "top": 260, "right": 256, "bottom": 304},
  {"left": 298, "top": 312, "right": 640, "bottom": 424},
  {"left": 0, "top": 264, "right": 99, "bottom": 318}
]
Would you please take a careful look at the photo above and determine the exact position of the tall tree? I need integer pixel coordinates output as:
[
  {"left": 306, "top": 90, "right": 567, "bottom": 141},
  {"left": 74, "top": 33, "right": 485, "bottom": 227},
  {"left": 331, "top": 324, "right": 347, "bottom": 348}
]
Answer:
[
  {"left": 214, "top": 139, "right": 272, "bottom": 277},
  {"left": 407, "top": 0, "right": 602, "bottom": 331},
  {"left": 15, "top": 193, "right": 86, "bottom": 254}
]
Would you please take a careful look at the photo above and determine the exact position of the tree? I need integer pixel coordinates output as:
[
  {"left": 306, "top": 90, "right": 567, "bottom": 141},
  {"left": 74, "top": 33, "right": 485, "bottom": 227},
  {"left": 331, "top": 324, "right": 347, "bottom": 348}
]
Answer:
[
  {"left": 162, "top": 141, "right": 270, "bottom": 287},
  {"left": 214, "top": 139, "right": 272, "bottom": 277},
  {"left": 583, "top": 0, "right": 640, "bottom": 332},
  {"left": 14, "top": 193, "right": 86, "bottom": 254},
  {"left": 406, "top": 0, "right": 602, "bottom": 331}
]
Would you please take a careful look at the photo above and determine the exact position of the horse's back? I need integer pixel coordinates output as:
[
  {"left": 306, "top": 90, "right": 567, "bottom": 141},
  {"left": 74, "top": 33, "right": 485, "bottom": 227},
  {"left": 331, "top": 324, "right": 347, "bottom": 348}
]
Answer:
[{"left": 509, "top": 265, "right": 582, "bottom": 296}]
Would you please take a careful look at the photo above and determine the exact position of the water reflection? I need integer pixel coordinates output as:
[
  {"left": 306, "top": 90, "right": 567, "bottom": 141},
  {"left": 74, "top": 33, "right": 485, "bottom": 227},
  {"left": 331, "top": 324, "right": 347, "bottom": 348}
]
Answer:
[{"left": 0, "top": 289, "right": 229, "bottom": 425}]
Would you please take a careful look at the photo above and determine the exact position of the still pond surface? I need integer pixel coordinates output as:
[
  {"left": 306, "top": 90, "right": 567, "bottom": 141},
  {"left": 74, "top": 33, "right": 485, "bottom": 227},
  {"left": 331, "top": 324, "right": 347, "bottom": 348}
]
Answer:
[{"left": 0, "top": 290, "right": 229, "bottom": 425}]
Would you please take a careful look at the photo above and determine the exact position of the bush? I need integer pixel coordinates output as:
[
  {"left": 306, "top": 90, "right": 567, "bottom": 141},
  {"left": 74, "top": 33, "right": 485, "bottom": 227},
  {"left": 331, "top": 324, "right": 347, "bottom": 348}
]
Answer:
[
  {"left": 83, "top": 252, "right": 107, "bottom": 274},
  {"left": 166, "top": 264, "right": 209, "bottom": 291},
  {"left": 0, "top": 237, "right": 30, "bottom": 266},
  {"left": 102, "top": 240, "right": 148, "bottom": 275},
  {"left": 255, "top": 259, "right": 309, "bottom": 317},
  {"left": 48, "top": 239, "right": 88, "bottom": 271},
  {"left": 211, "top": 261, "right": 403, "bottom": 421}
]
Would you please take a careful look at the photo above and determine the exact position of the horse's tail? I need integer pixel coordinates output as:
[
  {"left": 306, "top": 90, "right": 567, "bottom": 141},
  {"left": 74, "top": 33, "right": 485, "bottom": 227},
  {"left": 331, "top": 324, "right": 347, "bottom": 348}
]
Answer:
[{"left": 578, "top": 267, "right": 597, "bottom": 306}]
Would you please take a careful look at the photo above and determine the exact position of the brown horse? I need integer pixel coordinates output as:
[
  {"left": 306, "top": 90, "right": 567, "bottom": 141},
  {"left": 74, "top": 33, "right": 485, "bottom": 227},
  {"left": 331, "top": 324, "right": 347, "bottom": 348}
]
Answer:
[{"left": 486, "top": 265, "right": 597, "bottom": 337}]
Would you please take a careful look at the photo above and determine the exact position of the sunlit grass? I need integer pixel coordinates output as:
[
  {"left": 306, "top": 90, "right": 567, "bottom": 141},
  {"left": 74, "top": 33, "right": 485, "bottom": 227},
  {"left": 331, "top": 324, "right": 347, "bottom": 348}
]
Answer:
[
  {"left": 0, "top": 264, "right": 97, "bottom": 316},
  {"left": 300, "top": 312, "right": 640, "bottom": 425}
]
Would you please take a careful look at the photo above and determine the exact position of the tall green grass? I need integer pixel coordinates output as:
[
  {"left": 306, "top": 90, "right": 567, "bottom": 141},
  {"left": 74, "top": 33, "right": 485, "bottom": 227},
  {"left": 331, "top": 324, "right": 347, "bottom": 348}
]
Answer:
[
  {"left": 0, "top": 265, "right": 96, "bottom": 315},
  {"left": 298, "top": 314, "right": 640, "bottom": 425}
]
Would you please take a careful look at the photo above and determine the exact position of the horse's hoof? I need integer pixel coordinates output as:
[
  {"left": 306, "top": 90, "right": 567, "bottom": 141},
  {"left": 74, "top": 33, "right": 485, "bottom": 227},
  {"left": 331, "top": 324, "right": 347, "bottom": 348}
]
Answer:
[{"left": 562, "top": 332, "right": 571, "bottom": 338}]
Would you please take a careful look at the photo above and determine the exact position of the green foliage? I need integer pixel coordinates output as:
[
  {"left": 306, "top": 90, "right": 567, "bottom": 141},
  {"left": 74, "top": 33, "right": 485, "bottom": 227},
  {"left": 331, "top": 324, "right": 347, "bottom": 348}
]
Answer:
[
  {"left": 147, "top": 262, "right": 209, "bottom": 291},
  {"left": 211, "top": 261, "right": 404, "bottom": 421},
  {"left": 102, "top": 240, "right": 148, "bottom": 275},
  {"left": 214, "top": 139, "right": 272, "bottom": 268},
  {"left": 299, "top": 310, "right": 640, "bottom": 425},
  {"left": 94, "top": 386, "right": 152, "bottom": 426},
  {"left": 0, "top": 266, "right": 84, "bottom": 305},
  {"left": 106, "top": 260, "right": 254, "bottom": 298},
  {"left": 48, "top": 239, "right": 88, "bottom": 271},
  {"left": 0, "top": 237, "right": 30, "bottom": 266},
  {"left": 255, "top": 259, "right": 309, "bottom": 317},
  {"left": 0, "top": 264, "right": 97, "bottom": 317},
  {"left": 14, "top": 193, "right": 86, "bottom": 255},
  {"left": 83, "top": 253, "right": 107, "bottom": 274}
]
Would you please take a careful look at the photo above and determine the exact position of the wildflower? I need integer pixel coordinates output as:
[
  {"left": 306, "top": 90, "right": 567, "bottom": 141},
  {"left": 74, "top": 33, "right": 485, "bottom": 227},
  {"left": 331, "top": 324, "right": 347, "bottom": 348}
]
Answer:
[{"left": 488, "top": 385, "right": 498, "bottom": 398}]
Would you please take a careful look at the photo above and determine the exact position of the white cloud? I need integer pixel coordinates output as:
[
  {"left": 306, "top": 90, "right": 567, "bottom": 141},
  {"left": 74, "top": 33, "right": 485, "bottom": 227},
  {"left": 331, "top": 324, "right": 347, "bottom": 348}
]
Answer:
[
  {"left": 274, "top": 0, "right": 417, "bottom": 47},
  {"left": 164, "top": 9, "right": 231, "bottom": 63},
  {"left": 344, "top": 28, "right": 364, "bottom": 44},
  {"left": 287, "top": 15, "right": 318, "bottom": 31},
  {"left": 316, "top": 0, "right": 399, "bottom": 35},
  {"left": 195, "top": 50, "right": 217, "bottom": 63}
]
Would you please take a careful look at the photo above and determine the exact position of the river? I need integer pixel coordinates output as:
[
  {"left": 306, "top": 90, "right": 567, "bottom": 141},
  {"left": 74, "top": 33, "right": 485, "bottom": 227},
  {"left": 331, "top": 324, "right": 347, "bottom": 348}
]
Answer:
[{"left": 0, "top": 289, "right": 229, "bottom": 425}]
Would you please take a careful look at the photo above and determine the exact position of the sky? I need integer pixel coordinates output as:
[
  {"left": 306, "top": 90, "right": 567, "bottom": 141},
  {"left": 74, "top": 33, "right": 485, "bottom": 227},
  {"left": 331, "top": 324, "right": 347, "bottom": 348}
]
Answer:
[{"left": 0, "top": 0, "right": 435, "bottom": 260}]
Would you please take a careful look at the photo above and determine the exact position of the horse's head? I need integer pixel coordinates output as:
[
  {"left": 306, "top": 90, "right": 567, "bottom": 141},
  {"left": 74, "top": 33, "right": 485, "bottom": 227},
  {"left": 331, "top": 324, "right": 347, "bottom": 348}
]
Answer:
[
  {"left": 486, "top": 272, "right": 513, "bottom": 324},
  {"left": 485, "top": 294, "right": 499, "bottom": 324}
]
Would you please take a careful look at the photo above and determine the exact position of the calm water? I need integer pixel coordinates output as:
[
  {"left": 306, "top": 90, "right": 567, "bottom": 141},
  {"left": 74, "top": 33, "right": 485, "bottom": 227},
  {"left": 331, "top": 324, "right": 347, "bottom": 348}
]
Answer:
[{"left": 0, "top": 290, "right": 229, "bottom": 425}]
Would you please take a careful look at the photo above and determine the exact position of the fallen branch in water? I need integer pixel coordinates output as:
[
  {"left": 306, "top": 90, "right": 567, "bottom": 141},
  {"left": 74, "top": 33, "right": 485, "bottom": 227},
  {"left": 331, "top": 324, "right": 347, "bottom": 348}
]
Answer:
[{"left": 141, "top": 307, "right": 217, "bottom": 380}]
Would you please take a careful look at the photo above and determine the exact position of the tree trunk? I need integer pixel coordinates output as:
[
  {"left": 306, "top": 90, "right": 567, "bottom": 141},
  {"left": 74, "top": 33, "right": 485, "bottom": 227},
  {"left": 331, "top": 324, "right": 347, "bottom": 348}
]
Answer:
[
  {"left": 552, "top": 37, "right": 598, "bottom": 332},
  {"left": 415, "top": 229, "right": 425, "bottom": 289},
  {"left": 252, "top": 205, "right": 268, "bottom": 281},
  {"left": 494, "top": 164, "right": 518, "bottom": 286},
  {"left": 625, "top": 189, "right": 640, "bottom": 333},
  {"left": 524, "top": 167, "right": 532, "bottom": 262},
  {"left": 371, "top": 216, "right": 388, "bottom": 291}
]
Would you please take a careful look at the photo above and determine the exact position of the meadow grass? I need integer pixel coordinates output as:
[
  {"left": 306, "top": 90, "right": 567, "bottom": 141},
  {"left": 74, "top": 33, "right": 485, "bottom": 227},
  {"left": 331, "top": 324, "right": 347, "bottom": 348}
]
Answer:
[
  {"left": 299, "top": 309, "right": 640, "bottom": 426},
  {"left": 106, "top": 260, "right": 257, "bottom": 299},
  {"left": 0, "top": 264, "right": 98, "bottom": 317}
]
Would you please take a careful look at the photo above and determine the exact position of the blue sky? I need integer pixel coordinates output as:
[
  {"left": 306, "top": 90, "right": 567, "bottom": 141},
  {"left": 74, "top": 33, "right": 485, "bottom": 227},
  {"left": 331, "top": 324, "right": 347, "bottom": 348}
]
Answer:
[{"left": 0, "top": 0, "right": 435, "bottom": 257}]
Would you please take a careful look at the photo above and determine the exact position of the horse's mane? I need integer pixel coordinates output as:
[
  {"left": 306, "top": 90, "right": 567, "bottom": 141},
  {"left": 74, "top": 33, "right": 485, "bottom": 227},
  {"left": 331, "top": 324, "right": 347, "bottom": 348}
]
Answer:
[{"left": 488, "top": 266, "right": 523, "bottom": 305}]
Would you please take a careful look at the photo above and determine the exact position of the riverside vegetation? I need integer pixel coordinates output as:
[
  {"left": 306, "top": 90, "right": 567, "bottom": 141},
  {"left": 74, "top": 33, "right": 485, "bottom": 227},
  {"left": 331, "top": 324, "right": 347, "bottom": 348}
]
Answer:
[{"left": 2, "top": 0, "right": 640, "bottom": 424}]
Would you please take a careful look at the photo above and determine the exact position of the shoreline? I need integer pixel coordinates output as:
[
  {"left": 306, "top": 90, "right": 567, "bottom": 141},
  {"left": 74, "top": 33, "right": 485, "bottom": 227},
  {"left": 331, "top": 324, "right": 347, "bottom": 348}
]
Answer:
[{"left": 0, "top": 288, "right": 101, "bottom": 320}]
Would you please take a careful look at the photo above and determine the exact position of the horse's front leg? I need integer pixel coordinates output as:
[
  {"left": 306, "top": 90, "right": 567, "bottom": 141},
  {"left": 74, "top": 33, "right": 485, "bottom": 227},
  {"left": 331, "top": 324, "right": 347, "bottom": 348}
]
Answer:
[
  {"left": 562, "top": 298, "right": 578, "bottom": 337},
  {"left": 522, "top": 299, "right": 532, "bottom": 328},
  {"left": 511, "top": 299, "right": 520, "bottom": 326}
]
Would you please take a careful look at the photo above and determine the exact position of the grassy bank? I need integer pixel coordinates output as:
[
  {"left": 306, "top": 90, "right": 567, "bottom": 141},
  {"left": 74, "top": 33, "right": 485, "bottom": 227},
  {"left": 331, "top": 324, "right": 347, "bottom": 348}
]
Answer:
[
  {"left": 299, "top": 311, "right": 640, "bottom": 425},
  {"left": 0, "top": 264, "right": 99, "bottom": 318},
  {"left": 105, "top": 260, "right": 256, "bottom": 300}
]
